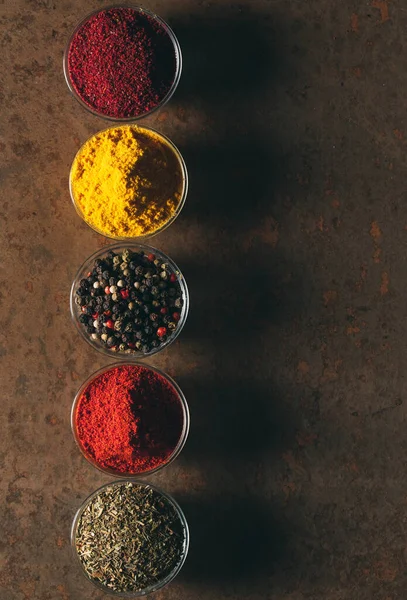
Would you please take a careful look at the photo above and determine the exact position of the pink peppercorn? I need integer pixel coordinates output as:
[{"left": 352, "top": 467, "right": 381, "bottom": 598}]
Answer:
[{"left": 66, "top": 7, "right": 179, "bottom": 119}]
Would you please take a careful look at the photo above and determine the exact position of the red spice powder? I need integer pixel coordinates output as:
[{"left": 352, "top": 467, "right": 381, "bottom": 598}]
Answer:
[
  {"left": 75, "top": 365, "right": 185, "bottom": 474},
  {"left": 67, "top": 8, "right": 178, "bottom": 119}
]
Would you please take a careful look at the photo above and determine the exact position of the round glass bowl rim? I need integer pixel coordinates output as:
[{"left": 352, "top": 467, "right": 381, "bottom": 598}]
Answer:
[
  {"left": 71, "top": 479, "right": 190, "bottom": 597},
  {"left": 68, "top": 124, "right": 188, "bottom": 241},
  {"left": 69, "top": 241, "right": 189, "bottom": 360},
  {"left": 71, "top": 360, "right": 190, "bottom": 478},
  {"left": 63, "top": 4, "right": 183, "bottom": 122}
]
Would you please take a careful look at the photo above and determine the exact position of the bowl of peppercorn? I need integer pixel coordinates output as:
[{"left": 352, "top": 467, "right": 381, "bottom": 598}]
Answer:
[{"left": 70, "top": 243, "right": 189, "bottom": 358}]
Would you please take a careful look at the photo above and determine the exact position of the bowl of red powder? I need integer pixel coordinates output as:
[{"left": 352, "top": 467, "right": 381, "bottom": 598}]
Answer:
[
  {"left": 63, "top": 6, "right": 181, "bottom": 120},
  {"left": 72, "top": 363, "right": 189, "bottom": 477}
]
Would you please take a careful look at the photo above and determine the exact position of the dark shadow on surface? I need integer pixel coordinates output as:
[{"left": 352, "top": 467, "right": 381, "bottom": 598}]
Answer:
[
  {"left": 177, "top": 494, "right": 288, "bottom": 585},
  {"left": 170, "top": 6, "right": 289, "bottom": 110},
  {"left": 162, "top": 3, "right": 310, "bottom": 594},
  {"left": 180, "top": 249, "right": 310, "bottom": 352},
  {"left": 180, "top": 139, "right": 284, "bottom": 232},
  {"left": 176, "top": 377, "right": 297, "bottom": 464}
]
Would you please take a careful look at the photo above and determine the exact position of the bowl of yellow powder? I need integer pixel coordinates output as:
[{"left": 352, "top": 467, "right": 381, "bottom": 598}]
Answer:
[{"left": 69, "top": 125, "right": 188, "bottom": 239}]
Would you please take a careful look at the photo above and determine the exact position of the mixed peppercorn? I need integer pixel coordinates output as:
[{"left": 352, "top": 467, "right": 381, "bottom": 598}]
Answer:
[{"left": 74, "top": 248, "right": 184, "bottom": 355}]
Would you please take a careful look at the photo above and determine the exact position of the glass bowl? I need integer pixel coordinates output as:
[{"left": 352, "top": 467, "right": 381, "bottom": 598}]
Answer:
[
  {"left": 71, "top": 361, "right": 190, "bottom": 477},
  {"left": 69, "top": 124, "right": 188, "bottom": 240},
  {"left": 70, "top": 242, "right": 189, "bottom": 359},
  {"left": 71, "top": 480, "right": 189, "bottom": 597},
  {"left": 63, "top": 5, "right": 182, "bottom": 121}
]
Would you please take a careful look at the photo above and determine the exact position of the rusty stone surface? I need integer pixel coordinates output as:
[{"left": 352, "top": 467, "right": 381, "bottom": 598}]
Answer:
[{"left": 1, "top": 0, "right": 407, "bottom": 598}]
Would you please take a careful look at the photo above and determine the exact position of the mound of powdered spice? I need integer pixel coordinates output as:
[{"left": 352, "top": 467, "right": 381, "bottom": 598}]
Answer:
[
  {"left": 67, "top": 7, "right": 178, "bottom": 119},
  {"left": 74, "top": 365, "right": 186, "bottom": 474},
  {"left": 70, "top": 126, "right": 185, "bottom": 238}
]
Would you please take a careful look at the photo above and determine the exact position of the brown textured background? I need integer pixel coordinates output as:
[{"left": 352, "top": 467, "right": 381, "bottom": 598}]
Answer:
[{"left": 1, "top": 0, "right": 407, "bottom": 599}]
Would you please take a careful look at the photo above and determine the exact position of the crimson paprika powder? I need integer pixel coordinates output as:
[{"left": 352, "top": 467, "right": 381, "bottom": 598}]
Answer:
[
  {"left": 65, "top": 7, "right": 180, "bottom": 119},
  {"left": 73, "top": 364, "right": 188, "bottom": 475}
]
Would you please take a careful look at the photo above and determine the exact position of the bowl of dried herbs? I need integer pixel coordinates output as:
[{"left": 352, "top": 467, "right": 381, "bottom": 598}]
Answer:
[{"left": 71, "top": 480, "right": 189, "bottom": 596}]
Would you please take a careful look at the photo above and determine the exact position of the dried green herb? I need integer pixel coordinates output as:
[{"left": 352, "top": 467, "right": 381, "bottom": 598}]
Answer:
[{"left": 75, "top": 482, "right": 186, "bottom": 593}]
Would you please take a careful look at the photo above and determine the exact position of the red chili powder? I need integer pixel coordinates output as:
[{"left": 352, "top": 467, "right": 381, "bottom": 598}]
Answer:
[
  {"left": 75, "top": 365, "right": 185, "bottom": 474},
  {"left": 67, "top": 8, "right": 177, "bottom": 119}
]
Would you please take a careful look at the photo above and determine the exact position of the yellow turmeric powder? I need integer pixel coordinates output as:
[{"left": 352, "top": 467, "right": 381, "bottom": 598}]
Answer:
[{"left": 70, "top": 125, "right": 186, "bottom": 238}]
